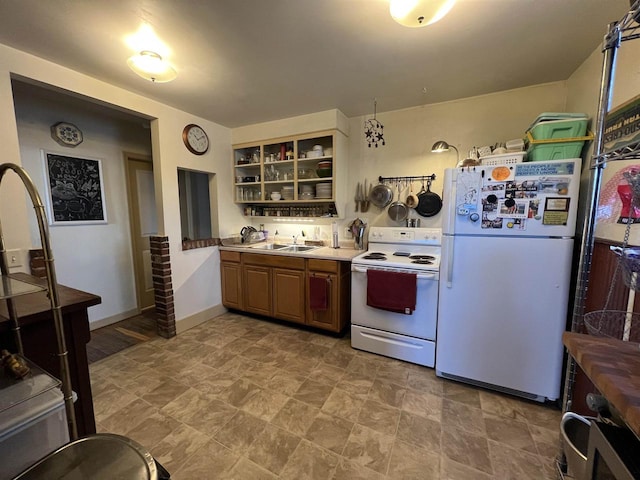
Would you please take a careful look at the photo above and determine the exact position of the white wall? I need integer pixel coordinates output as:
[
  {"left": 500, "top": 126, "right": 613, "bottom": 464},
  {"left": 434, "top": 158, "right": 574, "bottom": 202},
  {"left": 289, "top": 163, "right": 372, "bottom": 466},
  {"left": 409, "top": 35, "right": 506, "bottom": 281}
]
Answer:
[
  {"left": 12, "top": 83, "right": 152, "bottom": 324},
  {"left": 0, "top": 43, "right": 240, "bottom": 330}
]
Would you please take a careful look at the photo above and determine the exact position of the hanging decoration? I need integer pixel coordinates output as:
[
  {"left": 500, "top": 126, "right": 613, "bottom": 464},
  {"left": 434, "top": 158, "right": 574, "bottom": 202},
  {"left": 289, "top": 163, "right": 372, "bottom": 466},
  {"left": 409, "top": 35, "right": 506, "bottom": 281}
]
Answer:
[{"left": 364, "top": 99, "right": 385, "bottom": 148}]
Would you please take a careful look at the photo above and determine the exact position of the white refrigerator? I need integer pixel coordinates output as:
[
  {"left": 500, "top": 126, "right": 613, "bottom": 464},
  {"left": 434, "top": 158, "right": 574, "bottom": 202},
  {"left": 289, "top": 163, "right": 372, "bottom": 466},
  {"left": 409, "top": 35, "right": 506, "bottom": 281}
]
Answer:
[{"left": 436, "top": 158, "right": 581, "bottom": 402}]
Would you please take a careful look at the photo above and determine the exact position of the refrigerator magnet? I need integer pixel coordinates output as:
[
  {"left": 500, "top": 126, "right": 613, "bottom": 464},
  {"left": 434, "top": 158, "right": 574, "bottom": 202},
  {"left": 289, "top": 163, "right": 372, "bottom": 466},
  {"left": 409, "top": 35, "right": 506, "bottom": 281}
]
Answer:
[{"left": 543, "top": 197, "right": 570, "bottom": 225}]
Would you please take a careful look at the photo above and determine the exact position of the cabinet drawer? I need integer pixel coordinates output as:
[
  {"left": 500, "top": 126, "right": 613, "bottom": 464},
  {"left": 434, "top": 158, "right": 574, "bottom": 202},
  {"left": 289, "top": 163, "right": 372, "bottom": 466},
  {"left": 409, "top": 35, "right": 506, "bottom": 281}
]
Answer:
[
  {"left": 307, "top": 259, "right": 338, "bottom": 273},
  {"left": 220, "top": 250, "right": 241, "bottom": 262},
  {"left": 243, "top": 253, "right": 305, "bottom": 270}
]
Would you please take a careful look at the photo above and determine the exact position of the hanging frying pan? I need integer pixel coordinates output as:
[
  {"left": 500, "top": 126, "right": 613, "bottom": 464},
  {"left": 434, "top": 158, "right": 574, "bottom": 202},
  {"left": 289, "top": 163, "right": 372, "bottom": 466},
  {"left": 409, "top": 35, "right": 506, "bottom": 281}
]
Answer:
[
  {"left": 369, "top": 182, "right": 394, "bottom": 208},
  {"left": 415, "top": 179, "right": 442, "bottom": 217},
  {"left": 387, "top": 183, "right": 409, "bottom": 222}
]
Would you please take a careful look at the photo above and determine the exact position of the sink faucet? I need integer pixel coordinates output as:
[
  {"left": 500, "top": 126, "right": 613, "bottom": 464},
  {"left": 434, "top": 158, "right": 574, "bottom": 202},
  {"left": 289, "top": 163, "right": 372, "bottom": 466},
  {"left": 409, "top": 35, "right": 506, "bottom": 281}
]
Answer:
[{"left": 292, "top": 234, "right": 299, "bottom": 245}]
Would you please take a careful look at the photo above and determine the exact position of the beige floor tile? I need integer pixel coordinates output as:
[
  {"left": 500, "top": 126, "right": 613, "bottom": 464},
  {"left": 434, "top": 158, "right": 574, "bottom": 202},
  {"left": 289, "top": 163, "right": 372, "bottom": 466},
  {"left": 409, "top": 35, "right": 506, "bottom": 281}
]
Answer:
[
  {"left": 321, "top": 388, "right": 365, "bottom": 422},
  {"left": 396, "top": 411, "right": 442, "bottom": 452},
  {"left": 442, "top": 381, "right": 482, "bottom": 408},
  {"left": 247, "top": 424, "right": 302, "bottom": 475},
  {"left": 519, "top": 401, "right": 562, "bottom": 431},
  {"left": 333, "top": 458, "right": 387, "bottom": 480},
  {"left": 304, "top": 411, "right": 354, "bottom": 454},
  {"left": 271, "top": 398, "right": 321, "bottom": 436},
  {"left": 479, "top": 390, "right": 528, "bottom": 421},
  {"left": 484, "top": 412, "right": 537, "bottom": 453},
  {"left": 141, "top": 378, "right": 191, "bottom": 409},
  {"left": 100, "top": 397, "right": 157, "bottom": 434},
  {"left": 279, "top": 439, "right": 340, "bottom": 480},
  {"left": 387, "top": 439, "right": 440, "bottom": 479},
  {"left": 368, "top": 378, "right": 407, "bottom": 408},
  {"left": 241, "top": 388, "right": 290, "bottom": 421},
  {"left": 322, "top": 348, "right": 355, "bottom": 369},
  {"left": 93, "top": 383, "right": 140, "bottom": 423},
  {"left": 342, "top": 424, "right": 394, "bottom": 474},
  {"left": 488, "top": 439, "right": 547, "bottom": 480},
  {"left": 441, "top": 426, "right": 492, "bottom": 475},
  {"left": 219, "top": 378, "right": 263, "bottom": 407},
  {"left": 441, "top": 398, "right": 486, "bottom": 436},
  {"left": 356, "top": 400, "right": 401, "bottom": 436},
  {"left": 440, "top": 456, "right": 493, "bottom": 480},
  {"left": 375, "top": 362, "right": 412, "bottom": 386},
  {"left": 293, "top": 379, "right": 334, "bottom": 408},
  {"left": 264, "top": 369, "right": 307, "bottom": 396},
  {"left": 402, "top": 389, "right": 443, "bottom": 422},
  {"left": 222, "top": 457, "right": 278, "bottom": 480},
  {"left": 161, "top": 390, "right": 237, "bottom": 435},
  {"left": 150, "top": 423, "right": 210, "bottom": 473},
  {"left": 124, "top": 411, "right": 182, "bottom": 450},
  {"left": 346, "top": 356, "right": 380, "bottom": 378},
  {"left": 173, "top": 439, "right": 239, "bottom": 479},
  {"left": 213, "top": 410, "right": 267, "bottom": 454},
  {"left": 308, "top": 362, "right": 346, "bottom": 386},
  {"left": 218, "top": 355, "right": 259, "bottom": 376},
  {"left": 336, "top": 371, "right": 375, "bottom": 396},
  {"left": 407, "top": 370, "right": 444, "bottom": 395}
]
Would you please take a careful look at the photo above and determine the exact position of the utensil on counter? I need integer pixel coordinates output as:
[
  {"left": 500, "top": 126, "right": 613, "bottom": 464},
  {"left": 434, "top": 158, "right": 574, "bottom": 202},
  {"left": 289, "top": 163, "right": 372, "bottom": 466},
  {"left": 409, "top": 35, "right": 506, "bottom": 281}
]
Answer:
[
  {"left": 388, "top": 183, "right": 409, "bottom": 222},
  {"left": 369, "top": 182, "right": 394, "bottom": 208},
  {"left": 355, "top": 182, "right": 361, "bottom": 211},
  {"left": 415, "top": 179, "right": 443, "bottom": 217}
]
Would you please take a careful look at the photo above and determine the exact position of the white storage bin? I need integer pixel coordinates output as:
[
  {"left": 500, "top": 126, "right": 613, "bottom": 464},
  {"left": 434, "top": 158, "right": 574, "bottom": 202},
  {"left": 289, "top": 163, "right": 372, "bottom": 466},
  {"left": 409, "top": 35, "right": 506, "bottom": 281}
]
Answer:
[{"left": 0, "top": 381, "right": 69, "bottom": 480}]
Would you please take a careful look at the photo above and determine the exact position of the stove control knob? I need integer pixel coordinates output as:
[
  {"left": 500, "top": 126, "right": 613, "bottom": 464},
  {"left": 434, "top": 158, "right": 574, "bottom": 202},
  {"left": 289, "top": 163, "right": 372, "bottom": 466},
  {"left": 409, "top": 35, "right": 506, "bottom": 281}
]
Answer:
[{"left": 469, "top": 212, "right": 480, "bottom": 222}]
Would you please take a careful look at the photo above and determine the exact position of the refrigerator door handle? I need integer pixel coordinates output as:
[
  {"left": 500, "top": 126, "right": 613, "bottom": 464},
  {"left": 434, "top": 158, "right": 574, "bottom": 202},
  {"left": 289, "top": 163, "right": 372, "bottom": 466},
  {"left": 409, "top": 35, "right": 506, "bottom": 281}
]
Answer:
[{"left": 445, "top": 235, "right": 454, "bottom": 288}]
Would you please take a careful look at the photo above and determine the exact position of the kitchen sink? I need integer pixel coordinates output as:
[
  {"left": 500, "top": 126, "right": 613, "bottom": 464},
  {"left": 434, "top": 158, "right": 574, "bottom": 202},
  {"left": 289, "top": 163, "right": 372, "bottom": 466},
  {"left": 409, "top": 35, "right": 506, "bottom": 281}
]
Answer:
[
  {"left": 281, "top": 245, "right": 318, "bottom": 252},
  {"left": 249, "top": 243, "right": 289, "bottom": 250}
]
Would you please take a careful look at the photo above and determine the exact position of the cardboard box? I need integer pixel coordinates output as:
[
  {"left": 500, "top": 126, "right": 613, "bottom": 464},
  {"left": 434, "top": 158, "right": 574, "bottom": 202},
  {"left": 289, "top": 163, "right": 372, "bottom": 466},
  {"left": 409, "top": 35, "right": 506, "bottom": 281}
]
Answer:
[{"left": 604, "top": 93, "right": 640, "bottom": 152}]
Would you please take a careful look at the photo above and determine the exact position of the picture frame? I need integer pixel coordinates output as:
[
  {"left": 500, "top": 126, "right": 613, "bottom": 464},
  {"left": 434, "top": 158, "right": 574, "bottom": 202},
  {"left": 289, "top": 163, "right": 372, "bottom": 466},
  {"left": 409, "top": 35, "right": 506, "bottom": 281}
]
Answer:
[{"left": 41, "top": 150, "right": 108, "bottom": 225}]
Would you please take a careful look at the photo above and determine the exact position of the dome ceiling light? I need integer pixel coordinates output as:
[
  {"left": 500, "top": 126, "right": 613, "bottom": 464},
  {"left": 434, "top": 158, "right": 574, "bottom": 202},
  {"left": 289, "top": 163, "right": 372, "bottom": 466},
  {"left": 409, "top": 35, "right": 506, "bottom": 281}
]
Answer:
[
  {"left": 127, "top": 50, "right": 177, "bottom": 83},
  {"left": 390, "top": 0, "right": 456, "bottom": 27}
]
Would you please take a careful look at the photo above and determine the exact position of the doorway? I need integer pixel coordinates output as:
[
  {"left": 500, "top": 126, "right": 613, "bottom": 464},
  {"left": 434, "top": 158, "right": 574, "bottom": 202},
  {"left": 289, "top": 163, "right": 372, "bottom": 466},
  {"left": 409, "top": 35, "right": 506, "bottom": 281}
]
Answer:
[{"left": 125, "top": 153, "right": 157, "bottom": 311}]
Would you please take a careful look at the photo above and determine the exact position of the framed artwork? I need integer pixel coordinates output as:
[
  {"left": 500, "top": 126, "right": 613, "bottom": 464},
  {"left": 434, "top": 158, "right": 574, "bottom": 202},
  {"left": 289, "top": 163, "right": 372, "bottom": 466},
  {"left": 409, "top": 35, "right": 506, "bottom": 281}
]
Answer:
[{"left": 42, "top": 150, "right": 108, "bottom": 225}]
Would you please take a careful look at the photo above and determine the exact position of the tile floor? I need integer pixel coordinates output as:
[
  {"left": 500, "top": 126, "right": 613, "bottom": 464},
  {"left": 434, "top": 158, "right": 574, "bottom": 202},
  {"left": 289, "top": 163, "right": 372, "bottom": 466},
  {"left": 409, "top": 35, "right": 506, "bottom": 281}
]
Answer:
[{"left": 89, "top": 312, "right": 563, "bottom": 479}]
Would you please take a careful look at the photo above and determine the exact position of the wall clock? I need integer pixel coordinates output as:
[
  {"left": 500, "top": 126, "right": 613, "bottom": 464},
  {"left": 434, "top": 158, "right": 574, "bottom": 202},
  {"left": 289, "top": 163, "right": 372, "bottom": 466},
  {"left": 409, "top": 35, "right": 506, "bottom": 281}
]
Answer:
[
  {"left": 182, "top": 124, "right": 209, "bottom": 155},
  {"left": 51, "top": 122, "right": 83, "bottom": 147}
]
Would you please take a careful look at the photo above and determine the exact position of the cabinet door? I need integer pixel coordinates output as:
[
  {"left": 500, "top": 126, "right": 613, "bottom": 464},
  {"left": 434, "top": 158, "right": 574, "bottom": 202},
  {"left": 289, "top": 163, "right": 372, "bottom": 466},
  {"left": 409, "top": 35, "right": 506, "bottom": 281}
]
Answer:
[
  {"left": 306, "top": 273, "right": 340, "bottom": 331},
  {"left": 273, "top": 268, "right": 306, "bottom": 324},
  {"left": 244, "top": 265, "right": 272, "bottom": 316},
  {"left": 221, "top": 262, "right": 243, "bottom": 309}
]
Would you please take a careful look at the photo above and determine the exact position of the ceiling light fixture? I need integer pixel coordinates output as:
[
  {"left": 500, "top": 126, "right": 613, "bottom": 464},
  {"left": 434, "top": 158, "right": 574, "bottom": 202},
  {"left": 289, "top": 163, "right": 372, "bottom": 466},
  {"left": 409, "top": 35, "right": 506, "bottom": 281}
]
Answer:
[
  {"left": 127, "top": 50, "right": 177, "bottom": 83},
  {"left": 431, "top": 140, "right": 460, "bottom": 165},
  {"left": 390, "top": 0, "right": 456, "bottom": 27}
]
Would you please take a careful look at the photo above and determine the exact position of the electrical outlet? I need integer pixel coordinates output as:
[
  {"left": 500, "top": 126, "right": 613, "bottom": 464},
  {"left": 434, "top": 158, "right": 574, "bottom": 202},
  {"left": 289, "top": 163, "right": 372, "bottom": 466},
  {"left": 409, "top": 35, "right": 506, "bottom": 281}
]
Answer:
[{"left": 7, "top": 249, "right": 22, "bottom": 267}]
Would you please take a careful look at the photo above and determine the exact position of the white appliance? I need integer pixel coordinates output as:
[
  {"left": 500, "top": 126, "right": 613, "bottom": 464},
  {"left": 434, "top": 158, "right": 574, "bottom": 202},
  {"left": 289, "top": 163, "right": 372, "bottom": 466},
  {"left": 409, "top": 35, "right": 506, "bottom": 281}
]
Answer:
[
  {"left": 350, "top": 227, "right": 441, "bottom": 367},
  {"left": 436, "top": 158, "right": 581, "bottom": 402}
]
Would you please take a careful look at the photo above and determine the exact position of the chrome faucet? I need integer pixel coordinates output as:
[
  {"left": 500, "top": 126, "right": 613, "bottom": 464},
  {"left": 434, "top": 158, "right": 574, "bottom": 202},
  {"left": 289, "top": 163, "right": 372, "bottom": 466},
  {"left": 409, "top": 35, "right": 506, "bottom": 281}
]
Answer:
[{"left": 292, "top": 234, "right": 299, "bottom": 245}]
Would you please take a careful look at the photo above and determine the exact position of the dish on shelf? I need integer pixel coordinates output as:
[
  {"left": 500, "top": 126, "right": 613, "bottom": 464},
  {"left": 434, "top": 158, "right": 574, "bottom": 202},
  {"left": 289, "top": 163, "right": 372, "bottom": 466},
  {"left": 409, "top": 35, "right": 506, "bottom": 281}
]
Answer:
[{"left": 316, "top": 168, "right": 332, "bottom": 178}]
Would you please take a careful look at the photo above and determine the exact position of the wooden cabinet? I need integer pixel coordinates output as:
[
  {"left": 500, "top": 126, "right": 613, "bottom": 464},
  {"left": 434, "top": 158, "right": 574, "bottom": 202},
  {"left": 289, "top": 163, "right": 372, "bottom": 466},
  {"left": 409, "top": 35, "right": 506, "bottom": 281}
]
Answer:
[
  {"left": 232, "top": 130, "right": 346, "bottom": 218},
  {"left": 220, "top": 251, "right": 243, "bottom": 310},
  {"left": 306, "top": 259, "right": 350, "bottom": 333},
  {"left": 220, "top": 251, "right": 350, "bottom": 333},
  {"left": 243, "top": 265, "right": 272, "bottom": 316},
  {"left": 273, "top": 268, "right": 306, "bottom": 324}
]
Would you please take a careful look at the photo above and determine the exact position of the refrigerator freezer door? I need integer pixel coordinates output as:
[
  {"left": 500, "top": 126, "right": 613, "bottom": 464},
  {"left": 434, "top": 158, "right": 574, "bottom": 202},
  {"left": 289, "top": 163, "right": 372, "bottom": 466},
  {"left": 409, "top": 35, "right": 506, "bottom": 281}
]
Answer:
[
  {"left": 443, "top": 159, "right": 581, "bottom": 238},
  {"left": 436, "top": 235, "right": 573, "bottom": 401}
]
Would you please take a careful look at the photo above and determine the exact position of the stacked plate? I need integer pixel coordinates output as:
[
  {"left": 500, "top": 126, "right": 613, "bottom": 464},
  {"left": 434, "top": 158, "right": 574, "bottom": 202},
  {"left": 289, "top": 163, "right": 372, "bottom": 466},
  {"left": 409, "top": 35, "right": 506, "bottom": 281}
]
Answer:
[
  {"left": 315, "top": 182, "right": 332, "bottom": 199},
  {"left": 281, "top": 185, "right": 295, "bottom": 200},
  {"left": 300, "top": 184, "right": 314, "bottom": 200}
]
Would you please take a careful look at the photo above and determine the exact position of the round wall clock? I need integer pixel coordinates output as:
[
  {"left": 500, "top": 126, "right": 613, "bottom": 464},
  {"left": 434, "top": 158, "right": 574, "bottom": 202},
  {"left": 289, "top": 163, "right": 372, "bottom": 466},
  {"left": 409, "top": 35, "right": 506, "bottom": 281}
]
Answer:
[
  {"left": 182, "top": 124, "right": 209, "bottom": 155},
  {"left": 51, "top": 122, "right": 83, "bottom": 147}
]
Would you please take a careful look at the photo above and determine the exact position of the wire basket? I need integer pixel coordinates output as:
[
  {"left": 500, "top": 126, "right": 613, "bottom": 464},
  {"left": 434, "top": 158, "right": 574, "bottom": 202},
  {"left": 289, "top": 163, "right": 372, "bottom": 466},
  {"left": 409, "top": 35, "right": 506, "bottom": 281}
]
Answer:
[{"left": 584, "top": 310, "right": 640, "bottom": 343}]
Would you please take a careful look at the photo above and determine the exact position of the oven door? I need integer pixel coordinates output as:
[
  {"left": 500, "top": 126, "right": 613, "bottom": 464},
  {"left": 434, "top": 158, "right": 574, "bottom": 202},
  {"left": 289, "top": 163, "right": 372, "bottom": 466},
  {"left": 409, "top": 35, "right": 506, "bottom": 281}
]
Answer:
[{"left": 350, "top": 264, "right": 439, "bottom": 340}]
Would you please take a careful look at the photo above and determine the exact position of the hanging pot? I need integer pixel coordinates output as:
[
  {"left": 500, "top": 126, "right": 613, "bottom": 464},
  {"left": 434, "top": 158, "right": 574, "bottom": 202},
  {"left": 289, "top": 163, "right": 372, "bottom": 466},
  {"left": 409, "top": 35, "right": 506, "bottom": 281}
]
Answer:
[
  {"left": 388, "top": 183, "right": 409, "bottom": 222},
  {"left": 415, "top": 180, "right": 442, "bottom": 217},
  {"left": 369, "top": 183, "right": 394, "bottom": 208}
]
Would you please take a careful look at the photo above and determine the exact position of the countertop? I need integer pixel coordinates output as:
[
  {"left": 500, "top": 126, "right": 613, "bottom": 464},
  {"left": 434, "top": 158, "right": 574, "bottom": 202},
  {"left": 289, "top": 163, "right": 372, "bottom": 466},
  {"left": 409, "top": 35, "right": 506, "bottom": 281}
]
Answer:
[
  {"left": 219, "top": 242, "right": 363, "bottom": 261},
  {"left": 563, "top": 332, "right": 640, "bottom": 438}
]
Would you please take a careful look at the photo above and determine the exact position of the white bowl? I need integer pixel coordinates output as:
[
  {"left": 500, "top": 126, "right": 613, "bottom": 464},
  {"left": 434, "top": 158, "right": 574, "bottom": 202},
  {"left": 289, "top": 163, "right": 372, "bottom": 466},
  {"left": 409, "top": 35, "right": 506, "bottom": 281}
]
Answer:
[{"left": 270, "top": 192, "right": 282, "bottom": 200}]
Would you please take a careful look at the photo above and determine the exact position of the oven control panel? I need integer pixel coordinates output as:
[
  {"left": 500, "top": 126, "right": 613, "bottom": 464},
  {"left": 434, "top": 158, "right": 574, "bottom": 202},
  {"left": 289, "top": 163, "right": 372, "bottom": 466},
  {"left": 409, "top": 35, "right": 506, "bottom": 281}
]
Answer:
[{"left": 368, "top": 227, "right": 441, "bottom": 245}]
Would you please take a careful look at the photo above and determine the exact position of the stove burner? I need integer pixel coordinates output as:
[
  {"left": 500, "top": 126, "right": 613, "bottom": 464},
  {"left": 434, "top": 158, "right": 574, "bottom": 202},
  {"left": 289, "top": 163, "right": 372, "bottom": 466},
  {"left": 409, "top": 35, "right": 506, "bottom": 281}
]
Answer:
[
  {"left": 364, "top": 255, "right": 387, "bottom": 260},
  {"left": 411, "top": 259, "right": 434, "bottom": 265},
  {"left": 393, "top": 251, "right": 411, "bottom": 257},
  {"left": 409, "top": 255, "right": 436, "bottom": 261}
]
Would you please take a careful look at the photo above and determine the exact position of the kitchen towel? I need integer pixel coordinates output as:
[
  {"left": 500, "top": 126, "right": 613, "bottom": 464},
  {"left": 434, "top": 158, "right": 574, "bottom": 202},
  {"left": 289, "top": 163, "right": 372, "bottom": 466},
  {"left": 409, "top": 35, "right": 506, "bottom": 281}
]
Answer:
[
  {"left": 366, "top": 269, "right": 417, "bottom": 315},
  {"left": 309, "top": 275, "right": 329, "bottom": 311}
]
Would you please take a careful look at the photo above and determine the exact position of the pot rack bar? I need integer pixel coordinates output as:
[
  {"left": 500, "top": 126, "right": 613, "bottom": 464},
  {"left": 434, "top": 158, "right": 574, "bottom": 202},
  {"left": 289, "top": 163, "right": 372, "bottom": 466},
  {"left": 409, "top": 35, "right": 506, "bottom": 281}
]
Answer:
[{"left": 378, "top": 174, "right": 436, "bottom": 184}]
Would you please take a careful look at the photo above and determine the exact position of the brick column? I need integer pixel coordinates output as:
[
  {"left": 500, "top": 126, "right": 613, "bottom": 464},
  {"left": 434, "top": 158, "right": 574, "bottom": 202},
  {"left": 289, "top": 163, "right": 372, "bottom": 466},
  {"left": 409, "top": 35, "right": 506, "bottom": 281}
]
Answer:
[
  {"left": 150, "top": 236, "right": 176, "bottom": 338},
  {"left": 29, "top": 249, "right": 47, "bottom": 279}
]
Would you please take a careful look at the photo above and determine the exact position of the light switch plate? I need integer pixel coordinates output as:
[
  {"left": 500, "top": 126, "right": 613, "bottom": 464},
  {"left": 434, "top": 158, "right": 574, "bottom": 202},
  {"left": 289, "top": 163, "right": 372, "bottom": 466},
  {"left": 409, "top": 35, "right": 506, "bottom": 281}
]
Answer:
[{"left": 6, "top": 249, "right": 22, "bottom": 267}]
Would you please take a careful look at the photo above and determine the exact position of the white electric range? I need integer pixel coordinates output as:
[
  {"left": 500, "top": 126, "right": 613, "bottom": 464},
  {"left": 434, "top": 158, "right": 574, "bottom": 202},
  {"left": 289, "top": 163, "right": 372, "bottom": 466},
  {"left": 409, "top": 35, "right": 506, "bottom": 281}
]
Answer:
[{"left": 350, "top": 227, "right": 441, "bottom": 367}]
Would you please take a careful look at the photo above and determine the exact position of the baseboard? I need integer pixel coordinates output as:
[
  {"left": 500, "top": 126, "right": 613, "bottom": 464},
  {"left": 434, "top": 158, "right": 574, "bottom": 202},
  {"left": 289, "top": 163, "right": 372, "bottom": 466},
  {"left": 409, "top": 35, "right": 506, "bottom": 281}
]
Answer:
[
  {"left": 89, "top": 308, "right": 140, "bottom": 331},
  {"left": 176, "top": 304, "right": 227, "bottom": 334}
]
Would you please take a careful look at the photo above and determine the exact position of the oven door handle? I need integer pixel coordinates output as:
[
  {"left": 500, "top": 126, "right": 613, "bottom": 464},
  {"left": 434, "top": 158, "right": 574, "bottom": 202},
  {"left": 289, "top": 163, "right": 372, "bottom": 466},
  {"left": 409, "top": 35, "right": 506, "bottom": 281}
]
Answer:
[{"left": 351, "top": 265, "right": 437, "bottom": 280}]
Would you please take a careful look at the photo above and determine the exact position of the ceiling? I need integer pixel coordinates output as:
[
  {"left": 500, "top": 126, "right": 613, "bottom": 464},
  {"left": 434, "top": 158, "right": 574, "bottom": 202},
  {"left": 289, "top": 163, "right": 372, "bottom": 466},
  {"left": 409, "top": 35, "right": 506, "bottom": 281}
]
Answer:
[{"left": 0, "top": 0, "right": 631, "bottom": 128}]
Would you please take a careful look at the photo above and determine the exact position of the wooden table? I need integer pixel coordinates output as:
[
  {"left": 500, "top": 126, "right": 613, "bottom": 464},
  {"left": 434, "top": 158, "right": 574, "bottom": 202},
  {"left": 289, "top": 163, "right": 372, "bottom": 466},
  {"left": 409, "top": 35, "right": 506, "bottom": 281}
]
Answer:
[
  {"left": 0, "top": 273, "right": 101, "bottom": 436},
  {"left": 563, "top": 332, "right": 640, "bottom": 438}
]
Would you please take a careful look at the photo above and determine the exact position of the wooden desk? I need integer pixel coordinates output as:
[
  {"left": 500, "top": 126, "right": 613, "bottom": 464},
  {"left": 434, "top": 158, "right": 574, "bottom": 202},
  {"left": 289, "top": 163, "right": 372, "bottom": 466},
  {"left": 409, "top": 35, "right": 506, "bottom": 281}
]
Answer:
[
  {"left": 563, "top": 332, "right": 640, "bottom": 438},
  {"left": 0, "top": 273, "right": 101, "bottom": 436}
]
